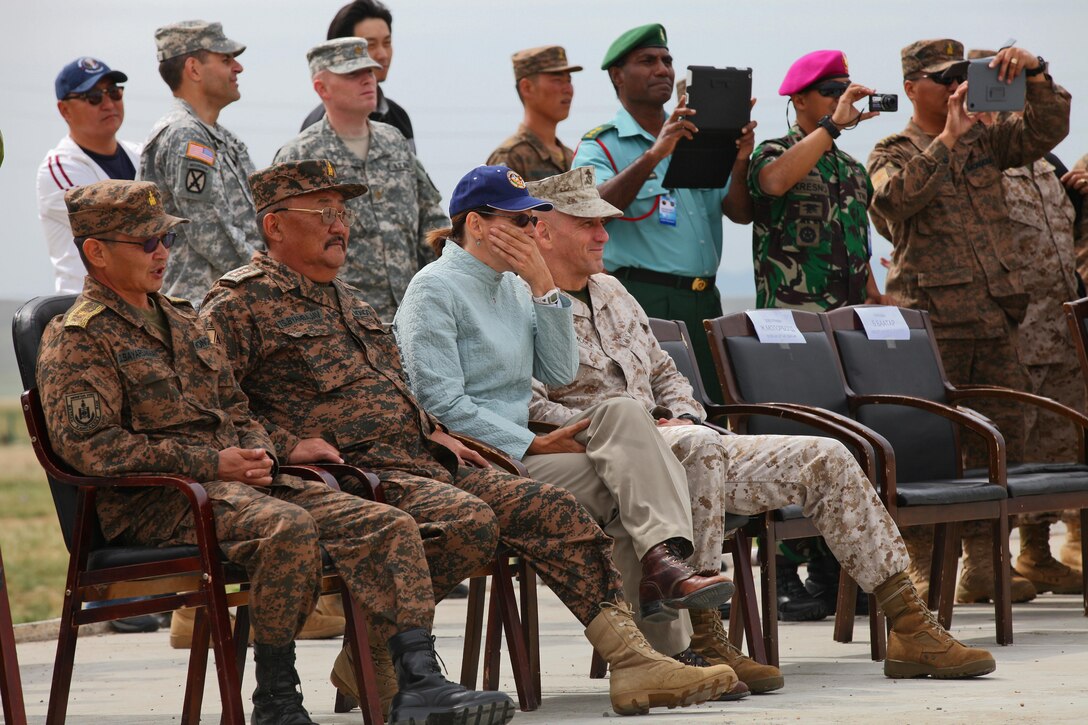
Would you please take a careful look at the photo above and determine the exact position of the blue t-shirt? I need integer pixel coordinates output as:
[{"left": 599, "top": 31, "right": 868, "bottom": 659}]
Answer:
[{"left": 81, "top": 145, "right": 135, "bottom": 180}]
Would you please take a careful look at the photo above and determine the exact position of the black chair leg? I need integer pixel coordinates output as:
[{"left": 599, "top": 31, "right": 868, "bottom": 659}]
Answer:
[{"left": 992, "top": 515, "right": 1013, "bottom": 646}]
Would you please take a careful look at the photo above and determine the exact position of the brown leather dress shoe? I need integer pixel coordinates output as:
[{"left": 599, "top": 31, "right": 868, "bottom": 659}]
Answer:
[{"left": 639, "top": 541, "right": 735, "bottom": 622}]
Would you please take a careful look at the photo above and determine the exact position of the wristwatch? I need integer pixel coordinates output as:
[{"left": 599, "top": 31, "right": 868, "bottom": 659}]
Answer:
[
  {"left": 1024, "top": 56, "right": 1048, "bottom": 77},
  {"left": 532, "top": 288, "right": 562, "bottom": 307},
  {"left": 816, "top": 114, "right": 841, "bottom": 139}
]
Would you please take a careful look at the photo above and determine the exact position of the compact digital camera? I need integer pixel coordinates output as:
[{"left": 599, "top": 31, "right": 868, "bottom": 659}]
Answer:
[{"left": 869, "top": 94, "right": 898, "bottom": 112}]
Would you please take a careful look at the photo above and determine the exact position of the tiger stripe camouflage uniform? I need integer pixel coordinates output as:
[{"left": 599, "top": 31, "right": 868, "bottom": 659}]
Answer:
[
  {"left": 273, "top": 118, "right": 446, "bottom": 322},
  {"left": 529, "top": 273, "right": 909, "bottom": 593},
  {"left": 201, "top": 253, "right": 624, "bottom": 624},
  {"left": 748, "top": 125, "right": 873, "bottom": 310},
  {"left": 38, "top": 274, "right": 435, "bottom": 645}
]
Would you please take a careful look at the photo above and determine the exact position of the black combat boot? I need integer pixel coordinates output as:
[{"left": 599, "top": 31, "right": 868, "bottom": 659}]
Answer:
[
  {"left": 388, "top": 628, "right": 515, "bottom": 725},
  {"left": 804, "top": 551, "right": 869, "bottom": 616},
  {"left": 251, "top": 642, "right": 316, "bottom": 725},
  {"left": 776, "top": 556, "right": 829, "bottom": 622}
]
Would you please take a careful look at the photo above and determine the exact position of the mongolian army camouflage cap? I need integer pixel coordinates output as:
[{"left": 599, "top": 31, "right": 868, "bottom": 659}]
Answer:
[
  {"left": 248, "top": 159, "right": 368, "bottom": 212},
  {"left": 526, "top": 167, "right": 621, "bottom": 219},
  {"left": 901, "top": 38, "right": 964, "bottom": 77},
  {"left": 155, "top": 20, "right": 246, "bottom": 62},
  {"left": 512, "top": 46, "right": 582, "bottom": 81},
  {"left": 66, "top": 180, "right": 190, "bottom": 238},
  {"left": 307, "top": 38, "right": 382, "bottom": 78}
]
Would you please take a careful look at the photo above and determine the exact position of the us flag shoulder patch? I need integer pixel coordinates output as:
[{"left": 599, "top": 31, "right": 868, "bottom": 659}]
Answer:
[{"left": 185, "top": 141, "right": 216, "bottom": 166}]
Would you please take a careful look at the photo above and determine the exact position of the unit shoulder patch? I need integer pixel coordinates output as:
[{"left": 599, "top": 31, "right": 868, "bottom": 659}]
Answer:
[
  {"left": 184, "top": 140, "right": 216, "bottom": 166},
  {"left": 64, "top": 300, "right": 106, "bottom": 328}
]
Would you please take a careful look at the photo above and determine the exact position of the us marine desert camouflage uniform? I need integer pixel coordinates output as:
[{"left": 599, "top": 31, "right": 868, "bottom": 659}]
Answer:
[
  {"left": 867, "top": 75, "right": 1072, "bottom": 465},
  {"left": 748, "top": 125, "right": 873, "bottom": 310},
  {"left": 201, "top": 253, "right": 624, "bottom": 624},
  {"left": 38, "top": 273, "right": 434, "bottom": 645},
  {"left": 529, "top": 273, "right": 909, "bottom": 592},
  {"left": 273, "top": 118, "right": 446, "bottom": 321}
]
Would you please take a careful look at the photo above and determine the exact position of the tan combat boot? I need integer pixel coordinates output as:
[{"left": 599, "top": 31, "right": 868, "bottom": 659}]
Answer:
[
  {"left": 169, "top": 607, "right": 237, "bottom": 649},
  {"left": 955, "top": 533, "right": 1036, "bottom": 604},
  {"left": 585, "top": 602, "right": 736, "bottom": 715},
  {"left": 902, "top": 526, "right": 934, "bottom": 602},
  {"left": 1014, "top": 522, "right": 1082, "bottom": 594},
  {"left": 1061, "top": 515, "right": 1082, "bottom": 570},
  {"left": 298, "top": 594, "right": 346, "bottom": 640},
  {"left": 877, "top": 571, "right": 996, "bottom": 679},
  {"left": 688, "top": 608, "right": 784, "bottom": 693},
  {"left": 330, "top": 623, "right": 398, "bottom": 717}
]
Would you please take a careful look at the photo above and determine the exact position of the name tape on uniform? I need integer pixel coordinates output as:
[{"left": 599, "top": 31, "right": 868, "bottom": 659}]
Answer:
[
  {"left": 745, "top": 309, "right": 806, "bottom": 344},
  {"left": 854, "top": 306, "right": 910, "bottom": 340}
]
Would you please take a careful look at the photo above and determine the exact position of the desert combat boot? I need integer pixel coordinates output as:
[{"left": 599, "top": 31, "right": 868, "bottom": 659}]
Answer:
[
  {"left": 330, "top": 621, "right": 398, "bottom": 717},
  {"left": 1061, "top": 515, "right": 1083, "bottom": 570},
  {"left": 1014, "top": 522, "right": 1082, "bottom": 594},
  {"left": 956, "top": 532, "right": 1036, "bottom": 603},
  {"left": 688, "top": 608, "right": 784, "bottom": 693},
  {"left": 585, "top": 601, "right": 737, "bottom": 715},
  {"left": 876, "top": 571, "right": 996, "bottom": 679}
]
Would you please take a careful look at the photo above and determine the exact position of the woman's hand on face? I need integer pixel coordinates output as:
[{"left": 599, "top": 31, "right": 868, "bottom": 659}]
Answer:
[{"left": 487, "top": 223, "right": 556, "bottom": 296}]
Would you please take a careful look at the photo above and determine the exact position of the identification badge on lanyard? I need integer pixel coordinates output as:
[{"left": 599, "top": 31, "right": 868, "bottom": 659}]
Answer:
[{"left": 658, "top": 193, "right": 678, "bottom": 226}]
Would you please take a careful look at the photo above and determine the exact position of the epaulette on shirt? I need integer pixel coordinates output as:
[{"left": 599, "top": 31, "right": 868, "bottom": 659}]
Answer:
[
  {"left": 582, "top": 123, "right": 615, "bottom": 141},
  {"left": 219, "top": 265, "right": 264, "bottom": 286},
  {"left": 64, "top": 300, "right": 105, "bottom": 328},
  {"left": 164, "top": 295, "right": 195, "bottom": 309}
]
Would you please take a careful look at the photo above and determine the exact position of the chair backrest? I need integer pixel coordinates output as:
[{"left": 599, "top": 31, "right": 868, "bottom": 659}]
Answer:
[
  {"left": 11, "top": 294, "right": 89, "bottom": 552},
  {"left": 647, "top": 318, "right": 713, "bottom": 409},
  {"left": 704, "top": 310, "right": 853, "bottom": 437},
  {"left": 822, "top": 306, "right": 959, "bottom": 482}
]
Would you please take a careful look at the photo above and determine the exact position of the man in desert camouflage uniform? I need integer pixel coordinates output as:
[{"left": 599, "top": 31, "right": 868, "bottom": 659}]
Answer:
[
  {"left": 868, "top": 40, "right": 1070, "bottom": 604},
  {"left": 273, "top": 38, "right": 445, "bottom": 321},
  {"left": 139, "top": 20, "right": 262, "bottom": 305},
  {"left": 527, "top": 166, "right": 996, "bottom": 682},
  {"left": 201, "top": 159, "right": 740, "bottom": 716},
  {"left": 486, "top": 45, "right": 581, "bottom": 182},
  {"left": 1066, "top": 152, "right": 1088, "bottom": 573},
  {"left": 35, "top": 179, "right": 514, "bottom": 725},
  {"left": 749, "top": 50, "right": 886, "bottom": 310}
]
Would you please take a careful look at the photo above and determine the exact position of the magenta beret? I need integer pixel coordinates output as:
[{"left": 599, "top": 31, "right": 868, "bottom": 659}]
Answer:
[{"left": 779, "top": 50, "right": 850, "bottom": 96}]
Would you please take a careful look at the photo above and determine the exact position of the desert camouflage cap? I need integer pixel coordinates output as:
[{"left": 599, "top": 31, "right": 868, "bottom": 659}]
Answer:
[
  {"left": 901, "top": 38, "right": 963, "bottom": 77},
  {"left": 512, "top": 46, "right": 582, "bottom": 81},
  {"left": 249, "top": 159, "right": 368, "bottom": 212},
  {"left": 155, "top": 20, "right": 246, "bottom": 62},
  {"left": 526, "top": 167, "right": 621, "bottom": 219},
  {"left": 66, "top": 180, "right": 190, "bottom": 238},
  {"left": 967, "top": 48, "right": 997, "bottom": 61},
  {"left": 307, "top": 38, "right": 382, "bottom": 78}
]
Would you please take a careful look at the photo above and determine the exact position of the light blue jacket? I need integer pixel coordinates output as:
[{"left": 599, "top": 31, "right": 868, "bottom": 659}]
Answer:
[{"left": 394, "top": 240, "right": 578, "bottom": 459}]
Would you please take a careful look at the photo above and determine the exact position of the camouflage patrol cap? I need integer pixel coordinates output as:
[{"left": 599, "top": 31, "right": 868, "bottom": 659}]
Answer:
[
  {"left": 526, "top": 167, "right": 621, "bottom": 219},
  {"left": 901, "top": 39, "right": 963, "bottom": 77},
  {"left": 155, "top": 20, "right": 246, "bottom": 62},
  {"left": 248, "top": 159, "right": 368, "bottom": 212},
  {"left": 65, "top": 180, "right": 189, "bottom": 238},
  {"left": 512, "top": 46, "right": 582, "bottom": 81},
  {"left": 307, "top": 38, "right": 382, "bottom": 78}
]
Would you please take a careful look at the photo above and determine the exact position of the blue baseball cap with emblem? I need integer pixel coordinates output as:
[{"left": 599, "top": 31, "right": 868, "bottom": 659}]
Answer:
[
  {"left": 55, "top": 57, "right": 128, "bottom": 100},
  {"left": 449, "top": 165, "right": 554, "bottom": 217}
]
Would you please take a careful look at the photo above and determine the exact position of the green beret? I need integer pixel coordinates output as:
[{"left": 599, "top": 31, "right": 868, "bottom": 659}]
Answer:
[{"left": 601, "top": 23, "right": 668, "bottom": 70}]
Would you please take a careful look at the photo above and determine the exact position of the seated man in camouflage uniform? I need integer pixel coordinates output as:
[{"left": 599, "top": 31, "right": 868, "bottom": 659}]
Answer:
[
  {"left": 527, "top": 167, "right": 997, "bottom": 682},
  {"left": 36, "top": 179, "right": 515, "bottom": 725},
  {"left": 201, "top": 159, "right": 742, "bottom": 716}
]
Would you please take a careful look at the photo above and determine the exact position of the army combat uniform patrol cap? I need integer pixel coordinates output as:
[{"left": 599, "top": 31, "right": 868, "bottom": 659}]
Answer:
[
  {"left": 65, "top": 180, "right": 189, "bottom": 238},
  {"left": 601, "top": 23, "right": 668, "bottom": 70},
  {"left": 155, "top": 20, "right": 246, "bottom": 62},
  {"left": 307, "top": 37, "right": 382, "bottom": 78},
  {"left": 248, "top": 159, "right": 368, "bottom": 212},
  {"left": 512, "top": 46, "right": 582, "bottom": 81},
  {"left": 526, "top": 167, "right": 621, "bottom": 219},
  {"left": 901, "top": 38, "right": 964, "bottom": 77}
]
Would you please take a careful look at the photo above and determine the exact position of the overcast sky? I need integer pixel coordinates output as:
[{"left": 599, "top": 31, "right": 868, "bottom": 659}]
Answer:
[{"left": 3, "top": 0, "right": 1086, "bottom": 303}]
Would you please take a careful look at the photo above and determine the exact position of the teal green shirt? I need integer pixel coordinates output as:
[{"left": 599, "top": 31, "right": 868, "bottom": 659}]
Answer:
[{"left": 572, "top": 107, "right": 730, "bottom": 277}]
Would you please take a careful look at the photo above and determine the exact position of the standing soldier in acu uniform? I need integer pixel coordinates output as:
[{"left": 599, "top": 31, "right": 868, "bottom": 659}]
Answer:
[
  {"left": 140, "top": 20, "right": 262, "bottom": 305},
  {"left": 749, "top": 50, "right": 887, "bottom": 310},
  {"left": 867, "top": 39, "right": 1071, "bottom": 604},
  {"left": 36, "top": 179, "right": 515, "bottom": 725}
]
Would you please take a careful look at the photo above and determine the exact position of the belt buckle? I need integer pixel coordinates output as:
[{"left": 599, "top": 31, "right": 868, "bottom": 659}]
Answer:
[{"left": 691, "top": 277, "right": 708, "bottom": 292}]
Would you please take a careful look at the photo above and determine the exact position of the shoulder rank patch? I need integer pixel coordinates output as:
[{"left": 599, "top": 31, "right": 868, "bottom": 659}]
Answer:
[
  {"left": 64, "top": 300, "right": 105, "bottom": 328},
  {"left": 64, "top": 391, "right": 102, "bottom": 433},
  {"left": 185, "top": 140, "right": 216, "bottom": 166},
  {"left": 219, "top": 265, "right": 264, "bottom": 286},
  {"left": 165, "top": 295, "right": 195, "bottom": 308},
  {"left": 582, "top": 123, "right": 616, "bottom": 141}
]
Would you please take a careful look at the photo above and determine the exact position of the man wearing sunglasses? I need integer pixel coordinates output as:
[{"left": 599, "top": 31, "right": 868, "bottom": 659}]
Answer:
[
  {"left": 140, "top": 20, "right": 262, "bottom": 307},
  {"left": 275, "top": 37, "right": 446, "bottom": 322},
  {"left": 38, "top": 57, "right": 141, "bottom": 295},
  {"left": 867, "top": 39, "right": 1070, "bottom": 604}
]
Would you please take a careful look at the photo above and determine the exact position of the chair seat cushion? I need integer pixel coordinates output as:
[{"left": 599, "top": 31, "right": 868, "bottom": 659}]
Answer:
[
  {"left": 724, "top": 513, "right": 753, "bottom": 530},
  {"left": 774, "top": 505, "right": 805, "bottom": 521},
  {"left": 965, "top": 463, "right": 1088, "bottom": 498},
  {"left": 87, "top": 545, "right": 200, "bottom": 570},
  {"left": 895, "top": 480, "right": 1007, "bottom": 506}
]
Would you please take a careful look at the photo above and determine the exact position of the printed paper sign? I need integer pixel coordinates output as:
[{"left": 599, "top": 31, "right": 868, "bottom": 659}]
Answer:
[
  {"left": 855, "top": 306, "right": 910, "bottom": 340},
  {"left": 745, "top": 309, "right": 806, "bottom": 344}
]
